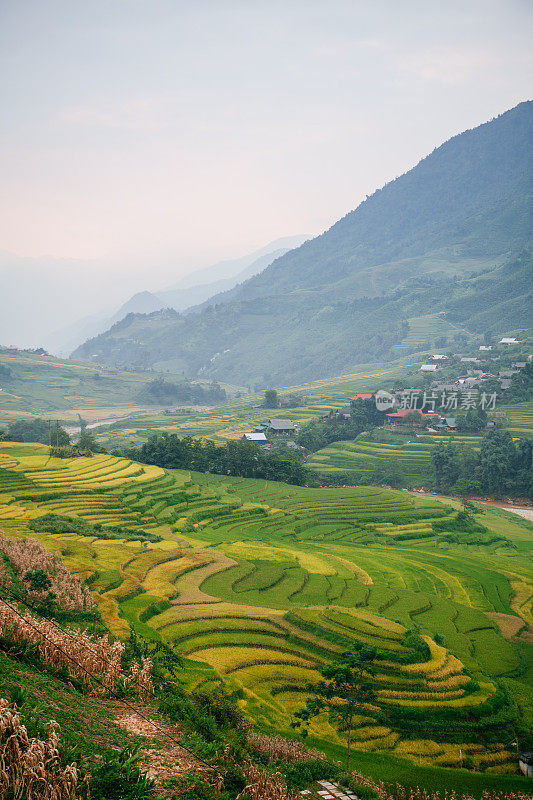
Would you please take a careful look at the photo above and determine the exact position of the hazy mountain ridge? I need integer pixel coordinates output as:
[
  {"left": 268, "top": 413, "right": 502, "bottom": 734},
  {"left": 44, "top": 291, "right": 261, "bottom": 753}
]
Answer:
[
  {"left": 38, "top": 238, "right": 306, "bottom": 356},
  {"left": 73, "top": 102, "right": 533, "bottom": 386}
]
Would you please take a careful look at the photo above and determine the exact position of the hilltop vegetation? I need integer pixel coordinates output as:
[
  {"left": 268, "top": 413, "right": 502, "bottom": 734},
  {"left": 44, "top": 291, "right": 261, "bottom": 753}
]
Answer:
[
  {"left": 0, "top": 442, "right": 532, "bottom": 793},
  {"left": 73, "top": 103, "right": 533, "bottom": 386}
]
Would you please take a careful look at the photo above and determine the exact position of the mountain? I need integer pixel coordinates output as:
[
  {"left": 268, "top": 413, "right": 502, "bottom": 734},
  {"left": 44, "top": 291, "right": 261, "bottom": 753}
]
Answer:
[
  {"left": 42, "top": 238, "right": 306, "bottom": 355},
  {"left": 108, "top": 291, "right": 165, "bottom": 323},
  {"left": 73, "top": 102, "right": 533, "bottom": 386},
  {"left": 156, "top": 235, "right": 308, "bottom": 311}
]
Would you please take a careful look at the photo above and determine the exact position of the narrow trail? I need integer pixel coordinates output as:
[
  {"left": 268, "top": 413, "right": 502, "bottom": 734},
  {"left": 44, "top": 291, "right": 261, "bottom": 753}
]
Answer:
[{"left": 109, "top": 701, "right": 216, "bottom": 794}]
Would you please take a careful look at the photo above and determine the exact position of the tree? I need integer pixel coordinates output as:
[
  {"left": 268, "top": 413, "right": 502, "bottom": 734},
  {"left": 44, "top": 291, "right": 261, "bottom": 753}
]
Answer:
[
  {"left": 8, "top": 418, "right": 70, "bottom": 447},
  {"left": 78, "top": 429, "right": 99, "bottom": 451},
  {"left": 455, "top": 407, "right": 487, "bottom": 433},
  {"left": 292, "top": 647, "right": 376, "bottom": 771},
  {"left": 478, "top": 429, "right": 516, "bottom": 494},
  {"left": 262, "top": 389, "right": 279, "bottom": 409},
  {"left": 24, "top": 569, "right": 52, "bottom": 592}
]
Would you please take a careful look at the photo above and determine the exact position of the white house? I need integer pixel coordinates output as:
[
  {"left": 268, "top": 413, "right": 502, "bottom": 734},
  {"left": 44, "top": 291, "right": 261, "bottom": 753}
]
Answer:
[
  {"left": 499, "top": 337, "right": 518, "bottom": 344},
  {"left": 420, "top": 364, "right": 438, "bottom": 372},
  {"left": 243, "top": 432, "right": 267, "bottom": 445},
  {"left": 479, "top": 345, "right": 492, "bottom": 351},
  {"left": 431, "top": 354, "right": 448, "bottom": 360}
]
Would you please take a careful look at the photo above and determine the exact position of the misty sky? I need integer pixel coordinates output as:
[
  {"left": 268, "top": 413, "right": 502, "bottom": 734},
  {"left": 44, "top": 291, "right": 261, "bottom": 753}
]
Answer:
[{"left": 1, "top": 0, "right": 532, "bottom": 284}]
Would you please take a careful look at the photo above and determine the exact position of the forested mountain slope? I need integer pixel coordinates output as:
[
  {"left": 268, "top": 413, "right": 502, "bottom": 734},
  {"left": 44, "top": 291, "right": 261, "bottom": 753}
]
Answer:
[{"left": 73, "top": 102, "right": 533, "bottom": 386}]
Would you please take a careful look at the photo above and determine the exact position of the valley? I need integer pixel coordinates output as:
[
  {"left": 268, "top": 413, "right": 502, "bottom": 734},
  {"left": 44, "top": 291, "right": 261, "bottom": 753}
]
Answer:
[{"left": 1, "top": 441, "right": 532, "bottom": 791}]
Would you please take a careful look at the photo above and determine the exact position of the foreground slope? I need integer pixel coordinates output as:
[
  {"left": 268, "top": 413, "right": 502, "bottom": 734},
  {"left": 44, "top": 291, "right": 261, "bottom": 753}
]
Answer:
[
  {"left": 73, "top": 102, "right": 533, "bottom": 385},
  {"left": 1, "top": 442, "right": 532, "bottom": 782}
]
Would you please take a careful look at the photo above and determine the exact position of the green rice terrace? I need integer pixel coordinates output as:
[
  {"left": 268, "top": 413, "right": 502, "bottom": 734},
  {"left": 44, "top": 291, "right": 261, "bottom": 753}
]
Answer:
[
  {"left": 307, "top": 403, "right": 533, "bottom": 486},
  {"left": 306, "top": 432, "right": 483, "bottom": 487},
  {"left": 0, "top": 442, "right": 532, "bottom": 784}
]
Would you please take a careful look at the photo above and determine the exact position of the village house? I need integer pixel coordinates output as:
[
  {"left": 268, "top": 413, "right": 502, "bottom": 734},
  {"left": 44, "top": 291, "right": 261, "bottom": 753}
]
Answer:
[
  {"left": 420, "top": 364, "right": 438, "bottom": 372},
  {"left": 499, "top": 337, "right": 518, "bottom": 344},
  {"left": 431, "top": 382, "right": 458, "bottom": 392},
  {"left": 479, "top": 345, "right": 492, "bottom": 351},
  {"left": 435, "top": 417, "right": 457, "bottom": 432},
  {"left": 500, "top": 379, "right": 512, "bottom": 390},
  {"left": 512, "top": 361, "right": 527, "bottom": 369},
  {"left": 268, "top": 419, "right": 298, "bottom": 435},
  {"left": 431, "top": 354, "right": 448, "bottom": 360},
  {"left": 386, "top": 408, "right": 430, "bottom": 426},
  {"left": 243, "top": 432, "right": 267, "bottom": 445}
]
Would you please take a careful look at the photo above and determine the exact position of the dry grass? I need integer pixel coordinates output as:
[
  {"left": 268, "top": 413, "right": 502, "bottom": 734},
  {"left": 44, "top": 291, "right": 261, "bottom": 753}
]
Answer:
[
  {"left": 0, "top": 697, "right": 86, "bottom": 799},
  {"left": 246, "top": 731, "right": 325, "bottom": 763},
  {"left": 0, "top": 603, "right": 153, "bottom": 699}
]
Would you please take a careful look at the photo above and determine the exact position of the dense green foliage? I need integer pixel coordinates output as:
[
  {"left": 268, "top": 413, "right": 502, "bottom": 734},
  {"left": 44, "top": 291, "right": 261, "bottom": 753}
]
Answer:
[
  {"left": 29, "top": 513, "right": 162, "bottom": 543},
  {"left": 130, "top": 433, "right": 315, "bottom": 485},
  {"left": 8, "top": 417, "right": 70, "bottom": 446},
  {"left": 505, "top": 361, "right": 533, "bottom": 403},
  {"left": 297, "top": 397, "right": 385, "bottom": 452},
  {"left": 431, "top": 430, "right": 532, "bottom": 496}
]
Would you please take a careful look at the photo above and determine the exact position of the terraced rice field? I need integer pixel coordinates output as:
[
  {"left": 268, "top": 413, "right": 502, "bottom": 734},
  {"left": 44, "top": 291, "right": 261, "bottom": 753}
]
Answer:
[
  {"left": 396, "top": 314, "right": 469, "bottom": 350},
  {"left": 0, "top": 442, "right": 532, "bottom": 777},
  {"left": 94, "top": 364, "right": 411, "bottom": 449},
  {"left": 307, "top": 432, "right": 483, "bottom": 486},
  {"left": 504, "top": 401, "right": 533, "bottom": 439}
]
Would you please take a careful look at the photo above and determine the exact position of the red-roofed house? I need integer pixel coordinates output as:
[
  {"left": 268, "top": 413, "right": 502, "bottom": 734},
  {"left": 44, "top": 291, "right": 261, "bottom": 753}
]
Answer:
[
  {"left": 352, "top": 393, "right": 373, "bottom": 400},
  {"left": 386, "top": 408, "right": 429, "bottom": 426}
]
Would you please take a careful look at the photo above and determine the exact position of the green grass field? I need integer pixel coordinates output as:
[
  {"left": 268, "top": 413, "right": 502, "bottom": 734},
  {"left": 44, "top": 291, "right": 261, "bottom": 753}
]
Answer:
[{"left": 1, "top": 442, "right": 532, "bottom": 790}]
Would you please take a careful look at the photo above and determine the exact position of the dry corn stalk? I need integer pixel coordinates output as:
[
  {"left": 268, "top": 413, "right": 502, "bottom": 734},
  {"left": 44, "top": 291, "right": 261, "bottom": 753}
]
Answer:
[
  {"left": 246, "top": 731, "right": 325, "bottom": 763},
  {"left": 0, "top": 533, "right": 94, "bottom": 612},
  {"left": 0, "top": 602, "right": 152, "bottom": 699},
  {"left": 238, "top": 762, "right": 297, "bottom": 800},
  {"left": 346, "top": 771, "right": 533, "bottom": 800},
  {"left": 0, "top": 697, "right": 85, "bottom": 799}
]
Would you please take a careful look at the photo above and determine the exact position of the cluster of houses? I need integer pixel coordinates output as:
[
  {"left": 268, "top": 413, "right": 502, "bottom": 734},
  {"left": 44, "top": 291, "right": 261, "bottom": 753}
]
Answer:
[
  {"left": 418, "top": 345, "right": 529, "bottom": 394},
  {"left": 385, "top": 408, "right": 458, "bottom": 430},
  {"left": 243, "top": 418, "right": 299, "bottom": 445}
]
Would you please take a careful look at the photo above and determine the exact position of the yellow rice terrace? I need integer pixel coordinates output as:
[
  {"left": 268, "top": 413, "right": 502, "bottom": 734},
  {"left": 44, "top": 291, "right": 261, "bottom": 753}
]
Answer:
[{"left": 0, "top": 442, "right": 532, "bottom": 776}]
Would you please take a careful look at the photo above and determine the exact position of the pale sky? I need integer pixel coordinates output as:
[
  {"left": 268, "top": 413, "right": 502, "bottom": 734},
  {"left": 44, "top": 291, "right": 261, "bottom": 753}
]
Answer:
[{"left": 0, "top": 0, "right": 532, "bottom": 280}]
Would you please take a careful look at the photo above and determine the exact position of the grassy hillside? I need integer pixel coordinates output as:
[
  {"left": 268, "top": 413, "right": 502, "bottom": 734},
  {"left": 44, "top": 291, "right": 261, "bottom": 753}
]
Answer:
[
  {"left": 0, "top": 348, "right": 238, "bottom": 425},
  {"left": 1, "top": 442, "right": 532, "bottom": 789},
  {"left": 307, "top": 402, "right": 533, "bottom": 486},
  {"left": 307, "top": 432, "right": 483, "bottom": 487}
]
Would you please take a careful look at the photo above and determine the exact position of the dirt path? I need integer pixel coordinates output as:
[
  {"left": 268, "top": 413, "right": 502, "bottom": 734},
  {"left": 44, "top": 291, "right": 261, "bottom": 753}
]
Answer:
[
  {"left": 109, "top": 701, "right": 219, "bottom": 794},
  {"left": 405, "top": 489, "right": 533, "bottom": 521}
]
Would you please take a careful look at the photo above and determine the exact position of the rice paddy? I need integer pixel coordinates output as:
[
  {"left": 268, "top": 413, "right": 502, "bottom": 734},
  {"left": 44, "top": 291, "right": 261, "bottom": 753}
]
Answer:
[
  {"left": 0, "top": 441, "right": 531, "bottom": 778},
  {"left": 307, "top": 432, "right": 484, "bottom": 486}
]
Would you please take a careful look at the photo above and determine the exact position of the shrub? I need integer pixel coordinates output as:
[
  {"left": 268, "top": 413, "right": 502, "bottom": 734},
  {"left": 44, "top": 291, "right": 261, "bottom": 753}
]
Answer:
[
  {"left": 89, "top": 745, "right": 156, "bottom": 800},
  {"left": 29, "top": 513, "right": 162, "bottom": 543}
]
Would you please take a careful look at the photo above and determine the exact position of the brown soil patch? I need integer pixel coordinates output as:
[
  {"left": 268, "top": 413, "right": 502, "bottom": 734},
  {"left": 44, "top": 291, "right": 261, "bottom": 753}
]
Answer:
[
  {"left": 487, "top": 612, "right": 526, "bottom": 639},
  {"left": 109, "top": 702, "right": 219, "bottom": 795}
]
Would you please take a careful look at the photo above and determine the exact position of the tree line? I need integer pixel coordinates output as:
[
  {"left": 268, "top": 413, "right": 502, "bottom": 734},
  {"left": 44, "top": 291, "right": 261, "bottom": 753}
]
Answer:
[
  {"left": 431, "top": 429, "right": 532, "bottom": 497},
  {"left": 297, "top": 397, "right": 385, "bottom": 452},
  {"left": 127, "top": 433, "right": 316, "bottom": 486}
]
